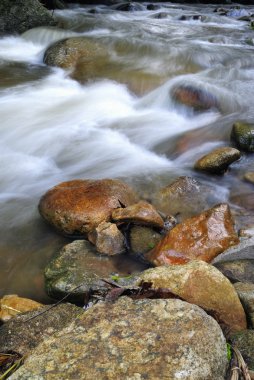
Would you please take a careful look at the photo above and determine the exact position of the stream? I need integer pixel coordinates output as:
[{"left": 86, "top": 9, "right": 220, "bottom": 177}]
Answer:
[{"left": 0, "top": 2, "right": 254, "bottom": 302}]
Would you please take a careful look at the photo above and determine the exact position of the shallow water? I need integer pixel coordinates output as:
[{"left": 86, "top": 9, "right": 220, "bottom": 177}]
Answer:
[{"left": 1, "top": 2, "right": 254, "bottom": 302}]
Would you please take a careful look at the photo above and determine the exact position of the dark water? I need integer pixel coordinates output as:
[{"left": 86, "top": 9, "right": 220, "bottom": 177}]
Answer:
[{"left": 0, "top": 2, "right": 254, "bottom": 302}]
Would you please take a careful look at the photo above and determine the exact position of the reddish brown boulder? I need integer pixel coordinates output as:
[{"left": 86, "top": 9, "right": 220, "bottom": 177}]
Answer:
[
  {"left": 112, "top": 201, "right": 164, "bottom": 229},
  {"left": 171, "top": 84, "right": 219, "bottom": 111},
  {"left": 39, "top": 179, "right": 138, "bottom": 236},
  {"left": 147, "top": 203, "right": 239, "bottom": 266},
  {"left": 0, "top": 295, "right": 43, "bottom": 322}
]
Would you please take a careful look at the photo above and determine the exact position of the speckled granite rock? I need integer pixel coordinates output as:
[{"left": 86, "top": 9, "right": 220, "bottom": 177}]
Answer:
[
  {"left": 0, "top": 303, "right": 84, "bottom": 356},
  {"left": 135, "top": 261, "right": 247, "bottom": 332},
  {"left": 9, "top": 297, "right": 227, "bottom": 380}
]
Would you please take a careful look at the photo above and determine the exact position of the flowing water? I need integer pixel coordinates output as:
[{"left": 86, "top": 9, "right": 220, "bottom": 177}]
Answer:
[{"left": 1, "top": 2, "right": 254, "bottom": 302}]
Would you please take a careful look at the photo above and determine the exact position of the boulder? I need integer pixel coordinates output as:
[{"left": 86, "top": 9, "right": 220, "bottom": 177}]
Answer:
[
  {"left": 171, "top": 84, "right": 219, "bottom": 112},
  {"left": 44, "top": 240, "right": 140, "bottom": 303},
  {"left": 151, "top": 176, "right": 213, "bottom": 222},
  {"left": 231, "top": 330, "right": 254, "bottom": 371},
  {"left": 0, "top": 0, "right": 56, "bottom": 35},
  {"left": 136, "top": 261, "right": 247, "bottom": 333},
  {"left": 88, "top": 222, "right": 125, "bottom": 255},
  {"left": 214, "top": 260, "right": 254, "bottom": 284},
  {"left": 231, "top": 121, "right": 254, "bottom": 152},
  {"left": 234, "top": 282, "right": 254, "bottom": 328},
  {"left": 0, "top": 295, "right": 42, "bottom": 322},
  {"left": 44, "top": 37, "right": 108, "bottom": 69},
  {"left": 244, "top": 172, "right": 254, "bottom": 184},
  {"left": 112, "top": 201, "right": 164, "bottom": 229},
  {"left": 9, "top": 297, "right": 228, "bottom": 380},
  {"left": 212, "top": 237, "right": 254, "bottom": 264},
  {"left": 38, "top": 179, "right": 138, "bottom": 237},
  {"left": 194, "top": 147, "right": 241, "bottom": 174},
  {"left": 147, "top": 204, "right": 239, "bottom": 266},
  {"left": 0, "top": 303, "right": 83, "bottom": 356}
]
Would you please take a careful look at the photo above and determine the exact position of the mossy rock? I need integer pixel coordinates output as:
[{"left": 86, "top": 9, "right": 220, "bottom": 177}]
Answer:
[{"left": 231, "top": 121, "right": 254, "bottom": 152}]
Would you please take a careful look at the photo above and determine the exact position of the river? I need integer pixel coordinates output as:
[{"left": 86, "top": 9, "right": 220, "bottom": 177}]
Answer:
[{"left": 0, "top": 2, "right": 254, "bottom": 302}]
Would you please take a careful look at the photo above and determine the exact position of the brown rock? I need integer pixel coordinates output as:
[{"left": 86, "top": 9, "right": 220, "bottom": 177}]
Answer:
[
  {"left": 171, "top": 84, "right": 219, "bottom": 111},
  {"left": 147, "top": 204, "right": 239, "bottom": 266},
  {"left": 38, "top": 179, "right": 138, "bottom": 236},
  {"left": 194, "top": 147, "right": 241, "bottom": 174},
  {"left": 112, "top": 201, "right": 164, "bottom": 229},
  {"left": 9, "top": 297, "right": 228, "bottom": 380},
  {"left": 136, "top": 261, "right": 247, "bottom": 332},
  {"left": 88, "top": 222, "right": 125, "bottom": 255},
  {"left": 0, "top": 295, "right": 42, "bottom": 322}
]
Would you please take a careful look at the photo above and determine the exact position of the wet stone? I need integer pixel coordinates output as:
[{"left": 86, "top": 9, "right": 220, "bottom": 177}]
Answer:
[
  {"left": 244, "top": 172, "right": 254, "bottom": 184},
  {"left": 129, "top": 225, "right": 162, "bottom": 261},
  {"left": 234, "top": 282, "right": 254, "bottom": 328},
  {"left": 0, "top": 295, "right": 43, "bottom": 322},
  {"left": 231, "top": 121, "right": 254, "bottom": 152},
  {"left": 88, "top": 222, "right": 125, "bottom": 256},
  {"left": 194, "top": 146, "right": 241, "bottom": 174},
  {"left": 231, "top": 330, "right": 254, "bottom": 371}
]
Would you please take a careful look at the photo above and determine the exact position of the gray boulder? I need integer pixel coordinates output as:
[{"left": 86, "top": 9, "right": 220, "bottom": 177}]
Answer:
[
  {"left": 0, "top": 0, "right": 56, "bottom": 35},
  {"left": 9, "top": 298, "right": 228, "bottom": 380}
]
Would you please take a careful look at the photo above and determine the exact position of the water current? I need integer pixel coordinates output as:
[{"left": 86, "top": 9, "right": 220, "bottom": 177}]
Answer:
[{"left": 1, "top": 2, "right": 254, "bottom": 301}]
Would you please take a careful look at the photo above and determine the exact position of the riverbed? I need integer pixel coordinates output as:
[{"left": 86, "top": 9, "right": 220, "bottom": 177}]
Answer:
[{"left": 0, "top": 2, "right": 254, "bottom": 302}]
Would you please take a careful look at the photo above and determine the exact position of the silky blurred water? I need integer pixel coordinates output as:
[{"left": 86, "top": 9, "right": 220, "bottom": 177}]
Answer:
[{"left": 1, "top": 2, "right": 254, "bottom": 301}]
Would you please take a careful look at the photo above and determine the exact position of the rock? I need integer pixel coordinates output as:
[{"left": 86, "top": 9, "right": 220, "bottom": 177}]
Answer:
[
  {"left": 114, "top": 2, "right": 145, "bottom": 11},
  {"left": 44, "top": 240, "right": 140, "bottom": 303},
  {"left": 214, "top": 260, "right": 254, "bottom": 284},
  {"left": 0, "top": 303, "right": 83, "bottom": 356},
  {"left": 171, "top": 84, "right": 219, "bottom": 112},
  {"left": 0, "top": 295, "right": 42, "bottom": 322},
  {"left": 244, "top": 172, "right": 254, "bottom": 184},
  {"left": 147, "top": 204, "right": 239, "bottom": 266},
  {"left": 136, "top": 261, "right": 247, "bottom": 333},
  {"left": 112, "top": 201, "right": 164, "bottom": 229},
  {"left": 151, "top": 176, "right": 213, "bottom": 222},
  {"left": 129, "top": 225, "right": 162, "bottom": 260},
  {"left": 230, "top": 193, "right": 254, "bottom": 212},
  {"left": 234, "top": 282, "right": 254, "bottom": 328},
  {"left": 9, "top": 297, "right": 228, "bottom": 380},
  {"left": 146, "top": 4, "right": 160, "bottom": 10},
  {"left": 231, "top": 330, "right": 254, "bottom": 371},
  {"left": 212, "top": 237, "right": 254, "bottom": 264},
  {"left": 231, "top": 121, "right": 254, "bottom": 152},
  {"left": 44, "top": 37, "right": 108, "bottom": 69},
  {"left": 194, "top": 147, "right": 241, "bottom": 174},
  {"left": 88, "top": 222, "right": 125, "bottom": 255},
  {"left": 38, "top": 179, "right": 138, "bottom": 237},
  {"left": 0, "top": 0, "right": 56, "bottom": 35}
]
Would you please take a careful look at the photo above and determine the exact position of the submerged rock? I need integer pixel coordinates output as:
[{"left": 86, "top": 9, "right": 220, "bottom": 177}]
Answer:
[
  {"left": 0, "top": 295, "right": 42, "bottom": 322},
  {"left": 231, "top": 121, "right": 254, "bottom": 152},
  {"left": 171, "top": 84, "right": 219, "bottom": 112},
  {"left": 194, "top": 146, "right": 241, "bottom": 174},
  {"left": 129, "top": 225, "right": 162, "bottom": 260},
  {"left": 9, "top": 297, "right": 228, "bottom": 380},
  {"left": 39, "top": 179, "right": 138, "bottom": 237},
  {"left": 231, "top": 330, "right": 254, "bottom": 371},
  {"left": 214, "top": 259, "right": 254, "bottom": 284},
  {"left": 136, "top": 261, "right": 247, "bottom": 332},
  {"left": 0, "top": 0, "right": 56, "bottom": 35},
  {"left": 0, "top": 303, "right": 83, "bottom": 356},
  {"left": 147, "top": 204, "right": 239, "bottom": 266},
  {"left": 244, "top": 171, "right": 254, "bottom": 184},
  {"left": 44, "top": 37, "right": 108, "bottom": 69},
  {"left": 112, "top": 201, "right": 164, "bottom": 229},
  {"left": 88, "top": 222, "right": 125, "bottom": 255},
  {"left": 44, "top": 240, "right": 140, "bottom": 303},
  {"left": 151, "top": 176, "right": 213, "bottom": 221},
  {"left": 234, "top": 282, "right": 254, "bottom": 328}
]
